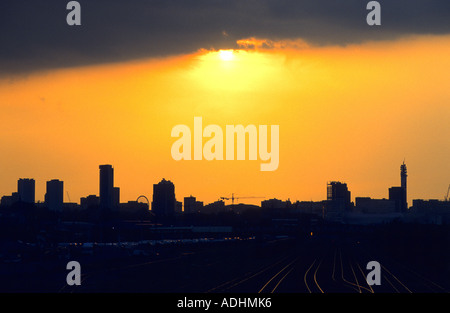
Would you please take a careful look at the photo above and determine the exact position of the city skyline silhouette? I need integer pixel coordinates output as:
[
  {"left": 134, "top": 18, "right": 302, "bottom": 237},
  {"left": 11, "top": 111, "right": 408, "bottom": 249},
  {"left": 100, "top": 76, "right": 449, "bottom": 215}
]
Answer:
[
  {"left": 0, "top": 160, "right": 442, "bottom": 213},
  {"left": 1, "top": 160, "right": 449, "bottom": 230},
  {"left": 0, "top": 160, "right": 449, "bottom": 294},
  {"left": 0, "top": 0, "right": 449, "bottom": 299},
  {"left": 1, "top": 39, "right": 449, "bottom": 210}
]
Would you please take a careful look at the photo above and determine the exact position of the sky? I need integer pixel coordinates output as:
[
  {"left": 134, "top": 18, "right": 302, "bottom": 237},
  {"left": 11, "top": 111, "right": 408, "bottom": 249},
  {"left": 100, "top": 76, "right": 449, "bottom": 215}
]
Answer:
[{"left": 0, "top": 1, "right": 449, "bottom": 206}]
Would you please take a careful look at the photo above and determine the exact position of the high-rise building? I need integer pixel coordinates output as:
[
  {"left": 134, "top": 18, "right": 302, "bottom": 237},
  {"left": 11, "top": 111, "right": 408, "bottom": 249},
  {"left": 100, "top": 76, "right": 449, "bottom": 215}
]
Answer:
[
  {"left": 45, "top": 179, "right": 64, "bottom": 212},
  {"left": 99, "top": 164, "right": 114, "bottom": 210},
  {"left": 18, "top": 178, "right": 35, "bottom": 204},
  {"left": 325, "top": 181, "right": 351, "bottom": 222},
  {"left": 327, "top": 181, "right": 351, "bottom": 210},
  {"left": 152, "top": 178, "right": 175, "bottom": 217},
  {"left": 388, "top": 162, "right": 408, "bottom": 212},
  {"left": 401, "top": 161, "right": 407, "bottom": 208},
  {"left": 327, "top": 181, "right": 351, "bottom": 214}
]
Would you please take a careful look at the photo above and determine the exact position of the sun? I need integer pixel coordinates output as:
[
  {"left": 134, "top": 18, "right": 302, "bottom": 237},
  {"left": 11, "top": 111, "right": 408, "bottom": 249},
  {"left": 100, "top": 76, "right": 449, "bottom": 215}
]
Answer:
[{"left": 219, "top": 49, "right": 235, "bottom": 61}]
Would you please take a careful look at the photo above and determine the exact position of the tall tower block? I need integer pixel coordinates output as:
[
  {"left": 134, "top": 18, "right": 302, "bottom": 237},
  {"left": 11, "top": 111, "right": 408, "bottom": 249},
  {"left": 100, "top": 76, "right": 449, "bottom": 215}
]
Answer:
[
  {"left": 18, "top": 178, "right": 35, "bottom": 204},
  {"left": 400, "top": 161, "right": 407, "bottom": 209},
  {"left": 99, "top": 164, "right": 114, "bottom": 210},
  {"left": 401, "top": 161, "right": 407, "bottom": 190}
]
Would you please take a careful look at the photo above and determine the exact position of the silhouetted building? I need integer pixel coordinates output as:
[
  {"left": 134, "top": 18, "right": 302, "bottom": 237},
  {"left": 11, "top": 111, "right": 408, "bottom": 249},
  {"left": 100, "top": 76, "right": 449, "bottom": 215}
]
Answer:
[
  {"left": 63, "top": 202, "right": 80, "bottom": 211},
  {"left": 116, "top": 201, "right": 150, "bottom": 220},
  {"left": 261, "top": 198, "right": 290, "bottom": 210},
  {"left": 294, "top": 201, "right": 326, "bottom": 217},
  {"left": 1, "top": 192, "right": 20, "bottom": 207},
  {"left": 325, "top": 181, "right": 351, "bottom": 222},
  {"left": 99, "top": 165, "right": 114, "bottom": 210},
  {"left": 327, "top": 181, "right": 351, "bottom": 212},
  {"left": 18, "top": 178, "right": 35, "bottom": 204},
  {"left": 401, "top": 162, "right": 407, "bottom": 189},
  {"left": 200, "top": 200, "right": 226, "bottom": 214},
  {"left": 410, "top": 199, "right": 450, "bottom": 225},
  {"left": 45, "top": 179, "right": 63, "bottom": 212},
  {"left": 184, "top": 196, "right": 196, "bottom": 213},
  {"left": 389, "top": 187, "right": 407, "bottom": 213},
  {"left": 113, "top": 187, "right": 120, "bottom": 208},
  {"left": 176, "top": 201, "right": 182, "bottom": 213},
  {"left": 387, "top": 161, "right": 408, "bottom": 212},
  {"left": 229, "top": 203, "right": 260, "bottom": 214},
  {"left": 355, "top": 197, "right": 396, "bottom": 214},
  {"left": 401, "top": 161, "right": 408, "bottom": 208},
  {"left": 196, "top": 200, "right": 204, "bottom": 212},
  {"left": 80, "top": 195, "right": 100, "bottom": 210},
  {"left": 152, "top": 178, "right": 176, "bottom": 217},
  {"left": 184, "top": 195, "right": 204, "bottom": 213},
  {"left": 119, "top": 201, "right": 149, "bottom": 213}
]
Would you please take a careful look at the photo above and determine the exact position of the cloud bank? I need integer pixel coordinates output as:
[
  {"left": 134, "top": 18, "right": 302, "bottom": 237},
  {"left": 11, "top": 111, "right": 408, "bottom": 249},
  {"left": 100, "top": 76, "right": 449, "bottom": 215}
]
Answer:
[{"left": 1, "top": 0, "right": 449, "bottom": 74}]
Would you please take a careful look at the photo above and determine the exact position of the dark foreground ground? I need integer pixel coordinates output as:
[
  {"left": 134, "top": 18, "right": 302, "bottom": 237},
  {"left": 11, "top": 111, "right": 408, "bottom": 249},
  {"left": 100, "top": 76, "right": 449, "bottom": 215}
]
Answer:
[{"left": 1, "top": 232, "right": 448, "bottom": 293}]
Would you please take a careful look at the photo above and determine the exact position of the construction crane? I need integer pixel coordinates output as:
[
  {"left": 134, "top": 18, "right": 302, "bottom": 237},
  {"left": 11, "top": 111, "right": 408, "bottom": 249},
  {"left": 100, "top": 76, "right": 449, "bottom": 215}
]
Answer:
[
  {"left": 220, "top": 193, "right": 265, "bottom": 205},
  {"left": 445, "top": 184, "right": 450, "bottom": 202}
]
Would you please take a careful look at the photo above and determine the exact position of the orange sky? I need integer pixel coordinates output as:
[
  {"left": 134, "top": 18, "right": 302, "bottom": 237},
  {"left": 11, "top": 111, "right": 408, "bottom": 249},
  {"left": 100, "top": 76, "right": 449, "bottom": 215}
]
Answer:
[{"left": 0, "top": 35, "right": 449, "bottom": 206}]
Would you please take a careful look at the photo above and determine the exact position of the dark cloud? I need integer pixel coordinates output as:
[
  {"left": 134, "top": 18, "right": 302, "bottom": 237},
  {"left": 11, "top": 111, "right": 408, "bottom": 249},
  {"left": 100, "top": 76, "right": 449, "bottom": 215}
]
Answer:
[{"left": 1, "top": 0, "right": 449, "bottom": 74}]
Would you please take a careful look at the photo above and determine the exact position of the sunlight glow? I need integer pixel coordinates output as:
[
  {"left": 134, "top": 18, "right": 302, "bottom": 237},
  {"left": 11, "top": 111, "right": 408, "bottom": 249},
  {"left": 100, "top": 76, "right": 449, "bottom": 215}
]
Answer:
[
  {"left": 190, "top": 49, "right": 281, "bottom": 93},
  {"left": 219, "top": 49, "right": 235, "bottom": 61},
  {"left": 0, "top": 36, "right": 449, "bottom": 205}
]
